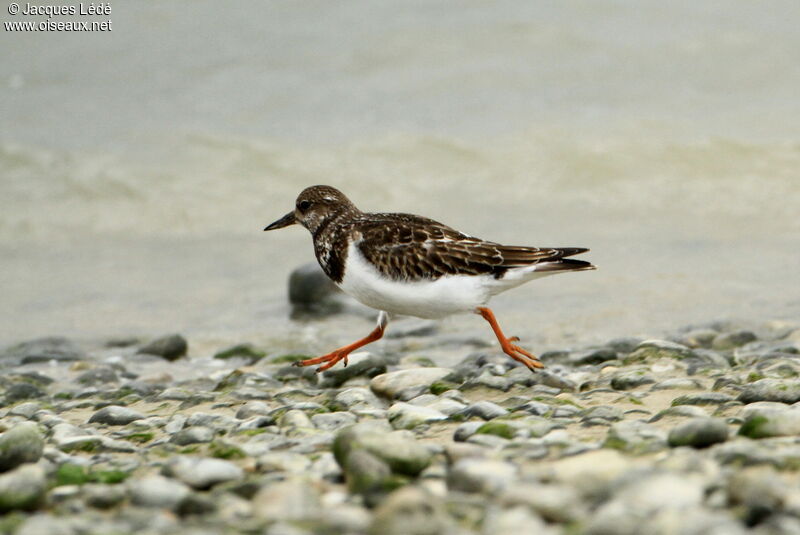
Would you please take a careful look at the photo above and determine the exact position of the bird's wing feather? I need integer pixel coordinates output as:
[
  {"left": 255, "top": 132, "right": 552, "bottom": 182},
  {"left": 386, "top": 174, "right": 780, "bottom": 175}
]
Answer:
[{"left": 354, "top": 213, "right": 590, "bottom": 281}]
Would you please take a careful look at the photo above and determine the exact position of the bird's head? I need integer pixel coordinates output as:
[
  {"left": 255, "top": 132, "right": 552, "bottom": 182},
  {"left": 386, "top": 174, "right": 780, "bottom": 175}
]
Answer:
[{"left": 264, "top": 185, "right": 357, "bottom": 234}]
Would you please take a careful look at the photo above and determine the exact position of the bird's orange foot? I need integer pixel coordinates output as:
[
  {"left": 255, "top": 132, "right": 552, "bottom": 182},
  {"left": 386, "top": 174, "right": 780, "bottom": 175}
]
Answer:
[
  {"left": 498, "top": 337, "right": 543, "bottom": 371},
  {"left": 292, "top": 350, "right": 350, "bottom": 372}
]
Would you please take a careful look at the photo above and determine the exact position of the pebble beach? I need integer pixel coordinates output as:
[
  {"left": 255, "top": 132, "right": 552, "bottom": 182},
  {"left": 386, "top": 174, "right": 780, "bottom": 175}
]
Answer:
[{"left": 2, "top": 267, "right": 800, "bottom": 535}]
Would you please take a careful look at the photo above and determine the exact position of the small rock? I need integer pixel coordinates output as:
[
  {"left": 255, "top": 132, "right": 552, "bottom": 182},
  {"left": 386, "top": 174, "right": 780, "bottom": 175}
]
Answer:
[
  {"left": 310, "top": 411, "right": 357, "bottom": 431},
  {"left": 8, "top": 402, "right": 41, "bottom": 419},
  {"left": 252, "top": 478, "right": 321, "bottom": 522},
  {"left": 387, "top": 402, "right": 447, "bottom": 430},
  {"left": 170, "top": 426, "right": 214, "bottom": 445},
  {"left": 4, "top": 383, "right": 46, "bottom": 403},
  {"left": 604, "top": 420, "right": 667, "bottom": 454},
  {"left": 163, "top": 456, "right": 244, "bottom": 489},
  {"left": 581, "top": 405, "right": 624, "bottom": 424},
  {"left": 129, "top": 475, "right": 190, "bottom": 509},
  {"left": 370, "top": 368, "right": 453, "bottom": 400},
  {"left": 712, "top": 330, "right": 757, "bottom": 350},
  {"left": 0, "top": 422, "right": 44, "bottom": 472},
  {"left": 447, "top": 458, "right": 517, "bottom": 494},
  {"left": 83, "top": 483, "right": 127, "bottom": 509},
  {"left": 344, "top": 449, "right": 395, "bottom": 506},
  {"left": 213, "top": 343, "right": 265, "bottom": 364},
  {"left": 0, "top": 337, "right": 84, "bottom": 365},
  {"left": 318, "top": 352, "right": 388, "bottom": 388},
  {"left": 385, "top": 319, "right": 439, "bottom": 338},
  {"left": 334, "top": 387, "right": 384, "bottom": 410},
  {"left": 136, "top": 334, "right": 188, "bottom": 361},
  {"left": 88, "top": 405, "right": 145, "bottom": 426},
  {"left": 668, "top": 417, "right": 729, "bottom": 448},
  {"left": 333, "top": 422, "right": 433, "bottom": 477},
  {"left": 650, "top": 378, "right": 704, "bottom": 390},
  {"left": 625, "top": 339, "right": 695, "bottom": 364},
  {"left": 459, "top": 400, "right": 508, "bottom": 421},
  {"left": 671, "top": 392, "right": 734, "bottom": 407},
  {"left": 288, "top": 262, "right": 345, "bottom": 316},
  {"left": 76, "top": 366, "right": 118, "bottom": 385},
  {"left": 738, "top": 379, "right": 800, "bottom": 404},
  {"left": 610, "top": 369, "right": 656, "bottom": 390},
  {"left": 369, "top": 486, "right": 449, "bottom": 535},
  {"left": 569, "top": 347, "right": 618, "bottom": 365},
  {"left": 0, "top": 464, "right": 45, "bottom": 513},
  {"left": 739, "top": 406, "right": 800, "bottom": 439}
]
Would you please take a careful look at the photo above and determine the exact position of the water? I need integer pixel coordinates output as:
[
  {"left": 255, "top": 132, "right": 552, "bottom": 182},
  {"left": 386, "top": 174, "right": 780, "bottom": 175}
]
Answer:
[{"left": 2, "top": 1, "right": 799, "bottom": 349}]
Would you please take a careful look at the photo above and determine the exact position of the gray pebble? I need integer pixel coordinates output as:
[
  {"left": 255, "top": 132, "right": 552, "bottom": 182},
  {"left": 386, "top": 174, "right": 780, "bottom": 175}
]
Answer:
[
  {"left": 370, "top": 368, "right": 453, "bottom": 400},
  {"left": 169, "top": 426, "right": 214, "bottom": 445},
  {"left": 318, "top": 352, "right": 387, "bottom": 388},
  {"left": 447, "top": 458, "right": 517, "bottom": 494},
  {"left": 604, "top": 420, "right": 667, "bottom": 454},
  {"left": 671, "top": 392, "right": 734, "bottom": 406},
  {"left": 0, "top": 422, "right": 44, "bottom": 471},
  {"left": 333, "top": 422, "right": 433, "bottom": 477},
  {"left": 310, "top": 411, "right": 357, "bottom": 431},
  {"left": 128, "top": 475, "right": 190, "bottom": 509},
  {"left": 668, "top": 417, "right": 729, "bottom": 448},
  {"left": 387, "top": 402, "right": 447, "bottom": 429},
  {"left": 739, "top": 406, "right": 800, "bottom": 439},
  {"left": 163, "top": 456, "right": 244, "bottom": 489},
  {"left": 610, "top": 369, "right": 656, "bottom": 390},
  {"left": 0, "top": 464, "right": 46, "bottom": 512},
  {"left": 738, "top": 379, "right": 800, "bottom": 404},
  {"left": 88, "top": 405, "right": 145, "bottom": 426},
  {"left": 4, "top": 383, "right": 46, "bottom": 403},
  {"left": 136, "top": 334, "right": 188, "bottom": 361}
]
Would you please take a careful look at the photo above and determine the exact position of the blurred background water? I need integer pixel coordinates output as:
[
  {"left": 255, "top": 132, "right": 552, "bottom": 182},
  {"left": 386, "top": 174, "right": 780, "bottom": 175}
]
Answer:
[{"left": 1, "top": 1, "right": 799, "bottom": 350}]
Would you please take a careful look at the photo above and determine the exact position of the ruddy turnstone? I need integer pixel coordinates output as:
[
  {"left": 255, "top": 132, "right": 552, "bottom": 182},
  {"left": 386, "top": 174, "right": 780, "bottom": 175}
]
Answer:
[{"left": 264, "top": 185, "right": 595, "bottom": 372}]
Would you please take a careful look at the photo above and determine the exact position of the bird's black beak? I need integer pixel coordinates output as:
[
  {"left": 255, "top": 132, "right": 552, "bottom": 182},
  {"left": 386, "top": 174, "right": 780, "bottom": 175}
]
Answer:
[{"left": 264, "top": 211, "right": 297, "bottom": 231}]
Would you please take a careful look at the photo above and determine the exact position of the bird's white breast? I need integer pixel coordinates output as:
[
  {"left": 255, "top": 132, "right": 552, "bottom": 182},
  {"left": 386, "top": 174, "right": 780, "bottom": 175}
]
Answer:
[{"left": 338, "top": 242, "right": 492, "bottom": 319}]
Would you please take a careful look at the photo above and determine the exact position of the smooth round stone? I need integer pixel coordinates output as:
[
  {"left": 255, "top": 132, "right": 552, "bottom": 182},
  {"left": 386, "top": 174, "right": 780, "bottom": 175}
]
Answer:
[
  {"left": 129, "top": 475, "right": 190, "bottom": 509},
  {"left": 163, "top": 456, "right": 244, "bottom": 490},
  {"left": 334, "top": 423, "right": 433, "bottom": 477},
  {"left": 648, "top": 405, "right": 709, "bottom": 422},
  {"left": 136, "top": 334, "right": 188, "bottom": 361},
  {"left": 387, "top": 402, "right": 447, "bottom": 430},
  {"left": 288, "top": 261, "right": 344, "bottom": 315},
  {"left": 0, "top": 422, "right": 44, "bottom": 471},
  {"left": 76, "top": 367, "right": 118, "bottom": 385},
  {"left": 369, "top": 486, "right": 449, "bottom": 535},
  {"left": 668, "top": 417, "right": 729, "bottom": 448},
  {"left": 671, "top": 392, "right": 734, "bottom": 407},
  {"left": 279, "top": 409, "right": 314, "bottom": 429},
  {"left": 610, "top": 369, "right": 656, "bottom": 390},
  {"left": 370, "top": 368, "right": 453, "bottom": 400},
  {"left": 545, "top": 449, "right": 633, "bottom": 501},
  {"left": 463, "top": 371, "right": 513, "bottom": 392},
  {"left": 650, "top": 378, "right": 704, "bottom": 390},
  {"left": 738, "top": 379, "right": 800, "bottom": 404},
  {"left": 738, "top": 406, "right": 800, "bottom": 438},
  {"left": 604, "top": 420, "right": 667, "bottom": 455},
  {"left": 447, "top": 458, "right": 517, "bottom": 494},
  {"left": 343, "top": 449, "right": 393, "bottom": 506},
  {"left": 7, "top": 402, "right": 41, "bottom": 420},
  {"left": 235, "top": 401, "right": 274, "bottom": 419},
  {"left": 461, "top": 400, "right": 508, "bottom": 421},
  {"left": 311, "top": 411, "right": 357, "bottom": 431},
  {"left": 88, "top": 405, "right": 145, "bottom": 426},
  {"left": 625, "top": 339, "right": 695, "bottom": 363},
  {"left": 712, "top": 330, "right": 757, "bottom": 350},
  {"left": 482, "top": 505, "right": 548, "bottom": 535},
  {"left": 581, "top": 405, "right": 624, "bottom": 424},
  {"left": 412, "top": 398, "right": 466, "bottom": 416},
  {"left": 257, "top": 452, "right": 312, "bottom": 475},
  {"left": 453, "top": 422, "right": 484, "bottom": 442},
  {"left": 334, "top": 387, "right": 385, "bottom": 409},
  {"left": 0, "top": 464, "right": 45, "bottom": 513},
  {"left": 318, "top": 352, "right": 388, "bottom": 389},
  {"left": 252, "top": 478, "right": 321, "bottom": 522},
  {"left": 6, "top": 383, "right": 47, "bottom": 404},
  {"left": 1, "top": 336, "right": 84, "bottom": 365},
  {"left": 83, "top": 483, "right": 127, "bottom": 509},
  {"left": 169, "top": 426, "right": 214, "bottom": 445},
  {"left": 164, "top": 414, "right": 187, "bottom": 434}
]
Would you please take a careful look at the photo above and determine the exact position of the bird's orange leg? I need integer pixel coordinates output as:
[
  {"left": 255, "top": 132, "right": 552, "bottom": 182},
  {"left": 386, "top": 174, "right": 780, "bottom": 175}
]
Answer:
[
  {"left": 476, "top": 307, "right": 543, "bottom": 371},
  {"left": 293, "top": 312, "right": 388, "bottom": 372}
]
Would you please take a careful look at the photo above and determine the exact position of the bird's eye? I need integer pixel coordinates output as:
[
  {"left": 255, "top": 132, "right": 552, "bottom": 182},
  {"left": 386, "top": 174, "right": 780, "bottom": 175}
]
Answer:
[{"left": 297, "top": 200, "right": 312, "bottom": 212}]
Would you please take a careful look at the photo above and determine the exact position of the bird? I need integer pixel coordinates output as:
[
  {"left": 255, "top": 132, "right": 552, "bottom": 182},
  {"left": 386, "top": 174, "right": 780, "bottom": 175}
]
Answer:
[{"left": 264, "top": 185, "right": 595, "bottom": 372}]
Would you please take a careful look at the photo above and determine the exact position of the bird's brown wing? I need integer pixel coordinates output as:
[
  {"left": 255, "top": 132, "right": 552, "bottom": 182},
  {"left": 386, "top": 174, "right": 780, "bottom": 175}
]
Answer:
[{"left": 354, "top": 213, "right": 591, "bottom": 281}]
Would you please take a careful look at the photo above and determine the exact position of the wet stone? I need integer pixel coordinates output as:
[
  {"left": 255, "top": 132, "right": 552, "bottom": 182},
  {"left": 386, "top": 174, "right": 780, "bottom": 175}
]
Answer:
[
  {"left": 370, "top": 368, "right": 453, "bottom": 400},
  {"left": 738, "top": 405, "right": 800, "bottom": 439},
  {"left": 128, "top": 475, "right": 190, "bottom": 509},
  {"left": 625, "top": 339, "right": 696, "bottom": 363},
  {"left": 0, "top": 422, "right": 44, "bottom": 472},
  {"left": 318, "top": 352, "right": 388, "bottom": 388},
  {"left": 333, "top": 422, "right": 433, "bottom": 477},
  {"left": 610, "top": 368, "right": 656, "bottom": 390},
  {"left": 0, "top": 464, "right": 46, "bottom": 512},
  {"left": 458, "top": 400, "right": 508, "bottom": 421},
  {"left": 668, "top": 417, "right": 729, "bottom": 448},
  {"left": 1, "top": 336, "right": 85, "bottom": 365},
  {"left": 169, "top": 426, "right": 215, "bottom": 445},
  {"left": 387, "top": 402, "right": 447, "bottom": 430},
  {"left": 88, "top": 405, "right": 145, "bottom": 426},
  {"left": 136, "top": 334, "right": 188, "bottom": 361},
  {"left": 737, "top": 379, "right": 800, "bottom": 404},
  {"left": 671, "top": 392, "right": 735, "bottom": 407},
  {"left": 76, "top": 367, "right": 118, "bottom": 385},
  {"left": 162, "top": 456, "right": 244, "bottom": 490},
  {"left": 4, "top": 383, "right": 46, "bottom": 403},
  {"left": 604, "top": 420, "right": 667, "bottom": 454},
  {"left": 712, "top": 330, "right": 757, "bottom": 350}
]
